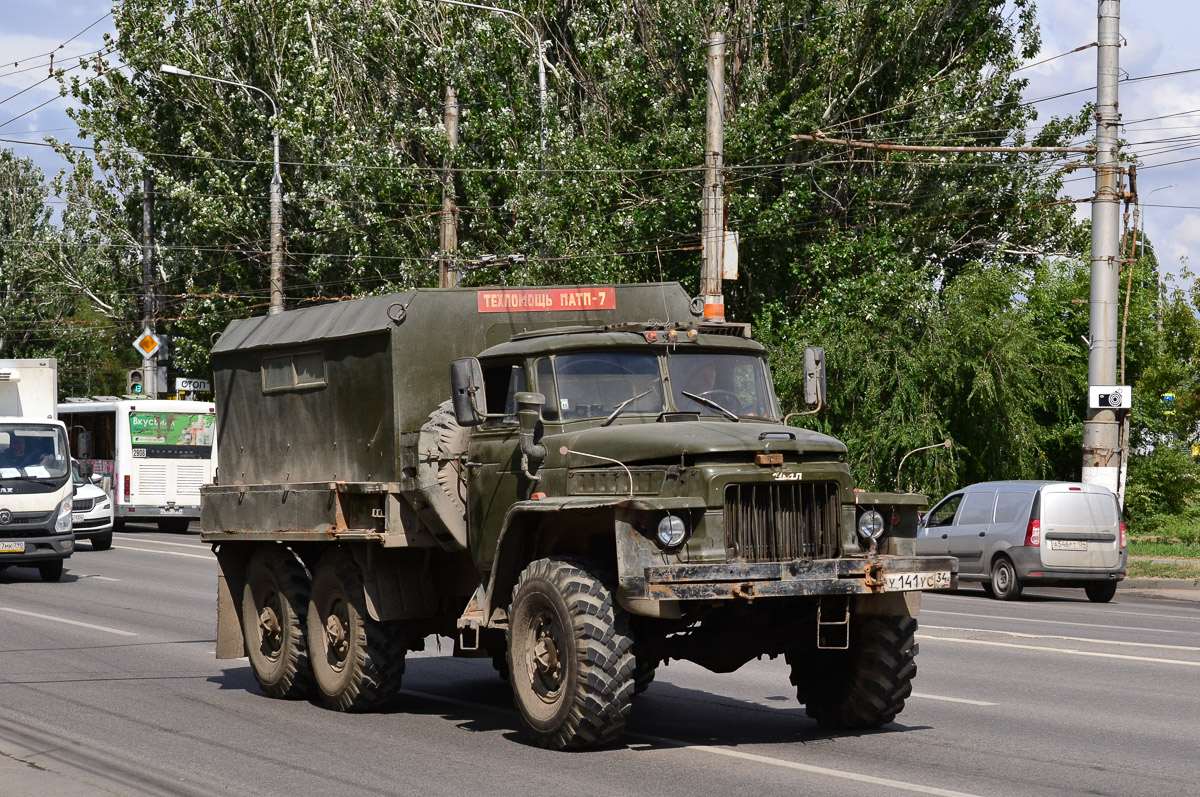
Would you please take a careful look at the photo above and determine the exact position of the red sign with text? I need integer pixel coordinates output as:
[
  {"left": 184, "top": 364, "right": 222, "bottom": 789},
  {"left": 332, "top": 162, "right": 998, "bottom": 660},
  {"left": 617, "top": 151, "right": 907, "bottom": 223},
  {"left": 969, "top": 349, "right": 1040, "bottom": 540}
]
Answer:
[{"left": 477, "top": 287, "right": 617, "bottom": 313}]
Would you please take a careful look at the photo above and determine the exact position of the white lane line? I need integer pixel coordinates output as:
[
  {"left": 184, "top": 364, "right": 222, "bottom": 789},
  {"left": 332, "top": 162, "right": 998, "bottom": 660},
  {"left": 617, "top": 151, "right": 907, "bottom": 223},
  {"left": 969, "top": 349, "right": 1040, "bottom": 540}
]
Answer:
[
  {"left": 113, "top": 545, "right": 213, "bottom": 561},
  {"left": 113, "top": 536, "right": 207, "bottom": 550},
  {"left": 922, "top": 624, "right": 1200, "bottom": 652},
  {"left": 921, "top": 609, "right": 1195, "bottom": 636},
  {"left": 0, "top": 607, "right": 137, "bottom": 636},
  {"left": 73, "top": 574, "right": 121, "bottom": 582},
  {"left": 910, "top": 693, "right": 997, "bottom": 706},
  {"left": 397, "top": 689, "right": 983, "bottom": 797},
  {"left": 918, "top": 634, "right": 1200, "bottom": 667}
]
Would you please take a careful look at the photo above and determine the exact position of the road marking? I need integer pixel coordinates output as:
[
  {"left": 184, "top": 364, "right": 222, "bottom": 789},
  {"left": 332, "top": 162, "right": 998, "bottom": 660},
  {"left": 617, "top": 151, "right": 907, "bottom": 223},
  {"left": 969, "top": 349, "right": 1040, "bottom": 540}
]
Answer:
[
  {"left": 113, "top": 535, "right": 208, "bottom": 550},
  {"left": 921, "top": 608, "right": 1195, "bottom": 636},
  {"left": 922, "top": 624, "right": 1200, "bottom": 652},
  {"left": 0, "top": 607, "right": 137, "bottom": 636},
  {"left": 918, "top": 634, "right": 1200, "bottom": 667},
  {"left": 73, "top": 574, "right": 122, "bottom": 582},
  {"left": 910, "top": 692, "right": 997, "bottom": 706},
  {"left": 397, "top": 689, "right": 983, "bottom": 796},
  {"left": 113, "top": 545, "right": 213, "bottom": 561}
]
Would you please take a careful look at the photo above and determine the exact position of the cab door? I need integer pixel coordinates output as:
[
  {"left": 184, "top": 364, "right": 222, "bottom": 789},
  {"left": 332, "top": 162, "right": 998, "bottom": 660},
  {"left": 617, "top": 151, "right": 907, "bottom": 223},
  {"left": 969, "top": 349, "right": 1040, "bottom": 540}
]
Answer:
[
  {"left": 918, "top": 493, "right": 962, "bottom": 557},
  {"left": 466, "top": 361, "right": 528, "bottom": 572}
]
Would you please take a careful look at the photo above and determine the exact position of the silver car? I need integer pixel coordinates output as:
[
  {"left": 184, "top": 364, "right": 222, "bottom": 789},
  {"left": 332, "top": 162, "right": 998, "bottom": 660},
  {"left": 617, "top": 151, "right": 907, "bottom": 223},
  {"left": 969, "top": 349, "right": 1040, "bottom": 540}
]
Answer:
[{"left": 917, "top": 481, "right": 1127, "bottom": 602}]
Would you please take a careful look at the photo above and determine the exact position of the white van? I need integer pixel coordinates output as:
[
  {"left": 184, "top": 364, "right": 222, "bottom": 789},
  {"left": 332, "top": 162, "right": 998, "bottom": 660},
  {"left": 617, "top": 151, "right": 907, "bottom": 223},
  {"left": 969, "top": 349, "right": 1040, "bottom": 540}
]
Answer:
[{"left": 917, "top": 481, "right": 1126, "bottom": 602}]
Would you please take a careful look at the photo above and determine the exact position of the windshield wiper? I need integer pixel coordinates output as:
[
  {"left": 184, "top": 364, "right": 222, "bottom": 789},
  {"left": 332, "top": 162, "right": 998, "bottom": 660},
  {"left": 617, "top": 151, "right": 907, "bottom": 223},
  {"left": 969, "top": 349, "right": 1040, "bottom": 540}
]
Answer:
[
  {"left": 681, "top": 391, "right": 739, "bottom": 421},
  {"left": 601, "top": 388, "right": 655, "bottom": 427}
]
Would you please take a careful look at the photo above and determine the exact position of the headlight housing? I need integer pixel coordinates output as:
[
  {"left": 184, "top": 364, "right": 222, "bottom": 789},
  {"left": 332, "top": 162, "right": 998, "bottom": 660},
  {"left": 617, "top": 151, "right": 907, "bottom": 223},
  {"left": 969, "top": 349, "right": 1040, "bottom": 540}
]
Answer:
[
  {"left": 56, "top": 497, "right": 73, "bottom": 533},
  {"left": 656, "top": 514, "right": 688, "bottom": 548},
  {"left": 857, "top": 509, "right": 885, "bottom": 541}
]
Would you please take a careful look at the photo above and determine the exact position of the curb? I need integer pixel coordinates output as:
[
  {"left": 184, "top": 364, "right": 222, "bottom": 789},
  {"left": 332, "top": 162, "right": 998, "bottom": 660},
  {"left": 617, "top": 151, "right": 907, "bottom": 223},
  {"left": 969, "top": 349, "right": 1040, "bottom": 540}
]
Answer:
[{"left": 1119, "top": 577, "right": 1200, "bottom": 591}]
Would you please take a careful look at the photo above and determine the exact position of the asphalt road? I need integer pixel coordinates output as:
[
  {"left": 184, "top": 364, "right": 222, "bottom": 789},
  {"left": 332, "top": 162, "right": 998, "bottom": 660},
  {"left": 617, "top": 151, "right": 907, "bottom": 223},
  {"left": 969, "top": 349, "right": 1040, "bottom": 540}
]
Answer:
[{"left": 2, "top": 529, "right": 1197, "bottom": 796}]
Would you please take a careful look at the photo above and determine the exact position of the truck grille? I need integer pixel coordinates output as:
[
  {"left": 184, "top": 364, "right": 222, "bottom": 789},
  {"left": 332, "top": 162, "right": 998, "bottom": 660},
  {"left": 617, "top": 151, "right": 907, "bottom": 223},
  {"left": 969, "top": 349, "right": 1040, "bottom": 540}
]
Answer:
[{"left": 724, "top": 481, "right": 840, "bottom": 562}]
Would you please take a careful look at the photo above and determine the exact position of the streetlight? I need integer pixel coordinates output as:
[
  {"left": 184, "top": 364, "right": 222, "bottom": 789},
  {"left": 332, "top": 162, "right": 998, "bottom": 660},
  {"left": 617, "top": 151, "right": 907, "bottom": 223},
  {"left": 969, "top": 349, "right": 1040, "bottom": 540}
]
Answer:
[
  {"left": 895, "top": 439, "right": 953, "bottom": 490},
  {"left": 423, "top": 0, "right": 548, "bottom": 149},
  {"left": 160, "top": 64, "right": 286, "bottom": 315}
]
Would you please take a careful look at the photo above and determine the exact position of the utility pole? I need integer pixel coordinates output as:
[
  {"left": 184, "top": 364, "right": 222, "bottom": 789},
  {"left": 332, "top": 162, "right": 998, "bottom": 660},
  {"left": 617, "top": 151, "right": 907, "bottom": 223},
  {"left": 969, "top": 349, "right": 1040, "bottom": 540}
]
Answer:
[
  {"left": 700, "top": 30, "right": 726, "bottom": 323},
  {"left": 269, "top": 126, "right": 284, "bottom": 314},
  {"left": 440, "top": 85, "right": 459, "bottom": 288},
  {"left": 1082, "top": 0, "right": 1122, "bottom": 498},
  {"left": 141, "top": 168, "right": 159, "bottom": 397}
]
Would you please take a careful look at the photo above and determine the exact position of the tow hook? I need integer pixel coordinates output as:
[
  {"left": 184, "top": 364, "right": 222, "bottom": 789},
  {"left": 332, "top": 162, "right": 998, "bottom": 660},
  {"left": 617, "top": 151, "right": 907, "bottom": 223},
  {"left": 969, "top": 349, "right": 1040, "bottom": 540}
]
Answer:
[{"left": 863, "top": 560, "right": 885, "bottom": 590}]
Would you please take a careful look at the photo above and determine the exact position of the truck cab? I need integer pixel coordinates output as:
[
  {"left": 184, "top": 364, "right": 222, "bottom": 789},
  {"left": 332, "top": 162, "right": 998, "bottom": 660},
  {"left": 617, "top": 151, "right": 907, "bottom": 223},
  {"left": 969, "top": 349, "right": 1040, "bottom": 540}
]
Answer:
[{"left": 0, "top": 419, "right": 74, "bottom": 581}]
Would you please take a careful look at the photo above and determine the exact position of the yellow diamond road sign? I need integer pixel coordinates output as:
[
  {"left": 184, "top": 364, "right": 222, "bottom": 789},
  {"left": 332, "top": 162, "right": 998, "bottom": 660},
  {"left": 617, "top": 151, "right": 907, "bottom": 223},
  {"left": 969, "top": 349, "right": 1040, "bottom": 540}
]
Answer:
[{"left": 133, "top": 328, "right": 162, "bottom": 358}]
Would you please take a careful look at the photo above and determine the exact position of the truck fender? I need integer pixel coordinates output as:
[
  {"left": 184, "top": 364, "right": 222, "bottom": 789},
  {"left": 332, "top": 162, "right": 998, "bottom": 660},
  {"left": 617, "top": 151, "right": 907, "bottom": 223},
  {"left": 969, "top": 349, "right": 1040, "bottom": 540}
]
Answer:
[{"left": 213, "top": 543, "right": 251, "bottom": 659}]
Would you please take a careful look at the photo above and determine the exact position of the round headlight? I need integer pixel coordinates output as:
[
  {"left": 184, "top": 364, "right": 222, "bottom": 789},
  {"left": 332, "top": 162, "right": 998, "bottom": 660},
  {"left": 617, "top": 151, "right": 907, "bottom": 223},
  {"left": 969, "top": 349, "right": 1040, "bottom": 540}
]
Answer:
[
  {"left": 656, "top": 515, "right": 687, "bottom": 548},
  {"left": 857, "top": 509, "right": 885, "bottom": 540}
]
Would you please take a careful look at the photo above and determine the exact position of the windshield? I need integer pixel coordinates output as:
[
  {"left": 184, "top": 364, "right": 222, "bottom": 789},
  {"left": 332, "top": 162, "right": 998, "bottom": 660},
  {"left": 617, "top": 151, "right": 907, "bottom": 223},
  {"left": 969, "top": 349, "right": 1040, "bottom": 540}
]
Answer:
[
  {"left": 537, "top": 352, "right": 665, "bottom": 422},
  {"left": 666, "top": 352, "right": 777, "bottom": 419},
  {"left": 0, "top": 425, "right": 71, "bottom": 479},
  {"left": 534, "top": 350, "right": 779, "bottom": 422}
]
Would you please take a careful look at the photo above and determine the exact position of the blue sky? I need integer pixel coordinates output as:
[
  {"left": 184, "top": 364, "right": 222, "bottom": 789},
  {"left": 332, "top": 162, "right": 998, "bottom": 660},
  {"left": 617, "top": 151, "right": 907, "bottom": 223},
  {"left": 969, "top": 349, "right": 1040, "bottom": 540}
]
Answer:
[{"left": 1, "top": 1, "right": 1196, "bottom": 285}]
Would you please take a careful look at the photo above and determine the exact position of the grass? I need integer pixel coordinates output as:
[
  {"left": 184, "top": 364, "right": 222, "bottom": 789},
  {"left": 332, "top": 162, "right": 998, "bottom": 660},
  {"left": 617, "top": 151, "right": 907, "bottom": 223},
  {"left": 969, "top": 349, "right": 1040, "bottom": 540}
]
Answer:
[
  {"left": 1127, "top": 540, "right": 1200, "bottom": 559},
  {"left": 1127, "top": 560, "right": 1200, "bottom": 580}
]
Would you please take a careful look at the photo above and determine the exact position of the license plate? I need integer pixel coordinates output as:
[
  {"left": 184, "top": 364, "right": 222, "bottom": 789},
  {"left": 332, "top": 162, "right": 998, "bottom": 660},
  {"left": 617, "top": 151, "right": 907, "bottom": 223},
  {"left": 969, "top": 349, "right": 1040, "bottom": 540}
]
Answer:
[
  {"left": 0, "top": 541, "right": 26, "bottom": 553},
  {"left": 72, "top": 514, "right": 84, "bottom": 523},
  {"left": 1051, "top": 539, "right": 1088, "bottom": 551},
  {"left": 884, "top": 570, "right": 951, "bottom": 591},
  {"left": 161, "top": 507, "right": 183, "bottom": 515}
]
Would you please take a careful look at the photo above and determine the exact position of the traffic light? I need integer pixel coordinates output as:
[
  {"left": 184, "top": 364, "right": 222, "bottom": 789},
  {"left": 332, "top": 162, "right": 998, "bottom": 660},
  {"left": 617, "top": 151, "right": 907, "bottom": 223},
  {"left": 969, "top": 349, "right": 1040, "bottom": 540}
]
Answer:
[{"left": 126, "top": 369, "right": 145, "bottom": 395}]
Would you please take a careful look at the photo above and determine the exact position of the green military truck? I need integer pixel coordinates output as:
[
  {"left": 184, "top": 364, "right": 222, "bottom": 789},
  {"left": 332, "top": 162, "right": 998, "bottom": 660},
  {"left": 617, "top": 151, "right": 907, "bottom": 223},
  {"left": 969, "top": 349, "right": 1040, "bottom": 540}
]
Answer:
[{"left": 201, "top": 283, "right": 956, "bottom": 750}]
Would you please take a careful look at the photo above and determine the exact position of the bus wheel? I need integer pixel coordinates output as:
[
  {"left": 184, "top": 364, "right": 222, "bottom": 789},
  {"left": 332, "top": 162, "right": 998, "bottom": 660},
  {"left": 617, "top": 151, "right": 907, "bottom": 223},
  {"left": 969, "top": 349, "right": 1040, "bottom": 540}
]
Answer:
[
  {"left": 306, "top": 547, "right": 406, "bottom": 711},
  {"left": 242, "top": 545, "right": 313, "bottom": 699}
]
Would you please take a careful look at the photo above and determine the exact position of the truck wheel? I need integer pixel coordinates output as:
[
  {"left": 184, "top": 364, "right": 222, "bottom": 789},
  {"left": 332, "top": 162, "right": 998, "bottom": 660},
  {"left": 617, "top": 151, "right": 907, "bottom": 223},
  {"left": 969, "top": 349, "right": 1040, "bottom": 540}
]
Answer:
[
  {"left": 789, "top": 615, "right": 918, "bottom": 730},
  {"left": 507, "top": 557, "right": 634, "bottom": 749},
  {"left": 307, "top": 548, "right": 406, "bottom": 712},
  {"left": 242, "top": 545, "right": 313, "bottom": 699},
  {"left": 632, "top": 658, "right": 657, "bottom": 696},
  {"left": 1084, "top": 581, "right": 1117, "bottom": 603},
  {"left": 90, "top": 531, "right": 113, "bottom": 551},
  {"left": 39, "top": 559, "right": 64, "bottom": 582},
  {"left": 989, "top": 556, "right": 1023, "bottom": 601}
]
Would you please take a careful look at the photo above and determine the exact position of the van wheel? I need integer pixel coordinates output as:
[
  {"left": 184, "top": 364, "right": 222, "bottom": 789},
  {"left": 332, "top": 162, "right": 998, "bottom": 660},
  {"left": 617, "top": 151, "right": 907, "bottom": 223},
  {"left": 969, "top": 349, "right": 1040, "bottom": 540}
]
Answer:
[
  {"left": 989, "top": 557, "right": 1023, "bottom": 600},
  {"left": 507, "top": 557, "right": 634, "bottom": 749},
  {"left": 789, "top": 615, "right": 918, "bottom": 729},
  {"left": 39, "top": 559, "right": 64, "bottom": 582},
  {"left": 242, "top": 545, "right": 313, "bottom": 699},
  {"left": 307, "top": 548, "right": 406, "bottom": 711},
  {"left": 1085, "top": 581, "right": 1117, "bottom": 603},
  {"left": 90, "top": 531, "right": 113, "bottom": 551}
]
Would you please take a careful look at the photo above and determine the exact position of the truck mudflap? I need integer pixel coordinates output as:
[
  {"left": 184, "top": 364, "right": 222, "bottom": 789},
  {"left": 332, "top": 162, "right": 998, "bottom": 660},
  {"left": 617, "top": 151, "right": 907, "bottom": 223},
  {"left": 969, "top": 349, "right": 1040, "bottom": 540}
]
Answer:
[{"left": 641, "top": 555, "right": 957, "bottom": 600}]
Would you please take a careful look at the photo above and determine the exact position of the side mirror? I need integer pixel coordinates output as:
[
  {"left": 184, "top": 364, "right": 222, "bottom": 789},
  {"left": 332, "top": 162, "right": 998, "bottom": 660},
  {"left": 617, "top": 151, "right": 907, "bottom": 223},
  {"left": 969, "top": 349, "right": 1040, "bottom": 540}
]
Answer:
[
  {"left": 803, "top": 346, "right": 827, "bottom": 407},
  {"left": 77, "top": 461, "right": 94, "bottom": 479},
  {"left": 450, "top": 358, "right": 488, "bottom": 426}
]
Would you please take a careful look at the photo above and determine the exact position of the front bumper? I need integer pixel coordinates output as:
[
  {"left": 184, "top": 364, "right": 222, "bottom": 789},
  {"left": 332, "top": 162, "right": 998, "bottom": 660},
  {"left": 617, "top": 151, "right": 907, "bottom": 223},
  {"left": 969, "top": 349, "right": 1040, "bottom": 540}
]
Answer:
[
  {"left": 636, "top": 555, "right": 958, "bottom": 600},
  {"left": 0, "top": 533, "right": 74, "bottom": 563}
]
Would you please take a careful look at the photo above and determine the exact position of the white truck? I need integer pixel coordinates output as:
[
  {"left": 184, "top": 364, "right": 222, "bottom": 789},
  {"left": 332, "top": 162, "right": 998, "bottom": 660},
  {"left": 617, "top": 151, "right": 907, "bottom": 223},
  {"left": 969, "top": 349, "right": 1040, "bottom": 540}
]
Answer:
[{"left": 0, "top": 359, "right": 74, "bottom": 581}]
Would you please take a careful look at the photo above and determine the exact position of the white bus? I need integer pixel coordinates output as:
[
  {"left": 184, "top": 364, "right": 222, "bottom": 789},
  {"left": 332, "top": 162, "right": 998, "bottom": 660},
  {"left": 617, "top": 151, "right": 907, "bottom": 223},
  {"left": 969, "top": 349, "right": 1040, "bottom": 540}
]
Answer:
[{"left": 58, "top": 399, "right": 217, "bottom": 532}]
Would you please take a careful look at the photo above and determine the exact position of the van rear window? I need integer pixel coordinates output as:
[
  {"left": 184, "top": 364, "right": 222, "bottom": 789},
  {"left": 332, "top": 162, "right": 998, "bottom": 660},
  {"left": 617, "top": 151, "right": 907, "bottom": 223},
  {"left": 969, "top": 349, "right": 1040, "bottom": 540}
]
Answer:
[{"left": 1043, "top": 492, "right": 1117, "bottom": 526}]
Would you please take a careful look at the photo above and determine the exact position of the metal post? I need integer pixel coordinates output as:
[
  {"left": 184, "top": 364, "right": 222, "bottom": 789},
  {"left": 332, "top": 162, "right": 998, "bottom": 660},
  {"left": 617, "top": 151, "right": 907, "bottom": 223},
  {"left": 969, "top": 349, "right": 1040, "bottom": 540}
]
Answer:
[
  {"left": 268, "top": 129, "right": 284, "bottom": 314},
  {"left": 701, "top": 31, "right": 725, "bottom": 323},
  {"left": 440, "top": 85, "right": 460, "bottom": 287},
  {"left": 141, "top": 168, "right": 158, "bottom": 397},
  {"left": 1082, "top": 0, "right": 1121, "bottom": 496}
]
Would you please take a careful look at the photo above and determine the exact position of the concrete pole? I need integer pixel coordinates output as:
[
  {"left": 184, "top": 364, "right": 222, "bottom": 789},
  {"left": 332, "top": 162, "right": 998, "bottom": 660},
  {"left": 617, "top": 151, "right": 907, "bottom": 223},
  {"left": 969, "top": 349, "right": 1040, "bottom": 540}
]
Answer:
[
  {"left": 1082, "top": 0, "right": 1122, "bottom": 496},
  {"left": 701, "top": 31, "right": 725, "bottom": 323},
  {"left": 268, "top": 129, "right": 284, "bottom": 314},
  {"left": 440, "top": 85, "right": 460, "bottom": 288},
  {"left": 141, "top": 168, "right": 158, "bottom": 397}
]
